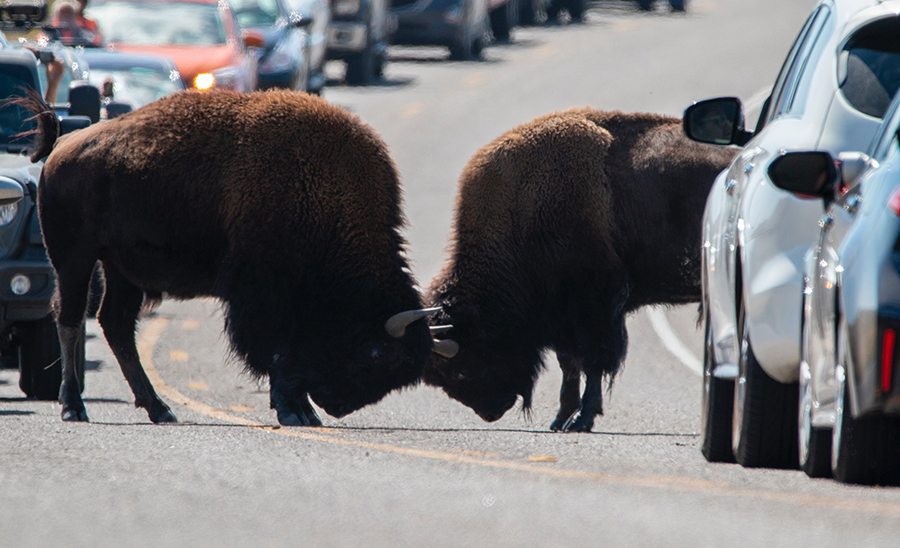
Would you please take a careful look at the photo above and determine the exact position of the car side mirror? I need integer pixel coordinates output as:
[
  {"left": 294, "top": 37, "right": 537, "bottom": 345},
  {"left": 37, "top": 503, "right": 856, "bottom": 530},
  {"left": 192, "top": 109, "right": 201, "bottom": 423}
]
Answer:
[
  {"left": 289, "top": 13, "right": 314, "bottom": 28},
  {"left": 0, "top": 178, "right": 25, "bottom": 207},
  {"left": 242, "top": 30, "right": 266, "bottom": 49},
  {"left": 683, "top": 97, "right": 751, "bottom": 146},
  {"left": 768, "top": 151, "right": 839, "bottom": 203}
]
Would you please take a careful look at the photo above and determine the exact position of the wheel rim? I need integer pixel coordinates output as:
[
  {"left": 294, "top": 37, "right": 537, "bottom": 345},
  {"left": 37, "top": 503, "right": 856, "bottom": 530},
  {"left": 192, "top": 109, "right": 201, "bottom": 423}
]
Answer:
[
  {"left": 732, "top": 308, "right": 749, "bottom": 453},
  {"left": 799, "top": 359, "right": 813, "bottom": 466}
]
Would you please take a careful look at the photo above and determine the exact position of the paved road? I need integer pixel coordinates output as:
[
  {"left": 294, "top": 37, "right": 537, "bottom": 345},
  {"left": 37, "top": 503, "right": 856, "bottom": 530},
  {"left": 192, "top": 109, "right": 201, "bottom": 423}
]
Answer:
[{"left": 4, "top": 1, "right": 900, "bottom": 546}]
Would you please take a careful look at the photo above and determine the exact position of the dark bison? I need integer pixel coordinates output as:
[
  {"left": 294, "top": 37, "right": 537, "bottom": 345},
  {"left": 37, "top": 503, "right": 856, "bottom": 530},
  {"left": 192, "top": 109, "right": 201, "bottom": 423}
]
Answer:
[
  {"left": 28, "top": 89, "right": 438, "bottom": 426},
  {"left": 424, "top": 107, "right": 736, "bottom": 432}
]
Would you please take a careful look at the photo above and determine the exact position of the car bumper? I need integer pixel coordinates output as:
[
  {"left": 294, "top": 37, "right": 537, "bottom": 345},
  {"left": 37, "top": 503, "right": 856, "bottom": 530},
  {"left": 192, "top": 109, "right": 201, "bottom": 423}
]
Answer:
[{"left": 0, "top": 259, "right": 54, "bottom": 328}]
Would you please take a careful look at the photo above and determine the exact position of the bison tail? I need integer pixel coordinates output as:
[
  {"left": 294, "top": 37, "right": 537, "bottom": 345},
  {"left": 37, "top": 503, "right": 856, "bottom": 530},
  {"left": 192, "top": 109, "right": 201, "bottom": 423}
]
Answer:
[{"left": 2, "top": 88, "right": 60, "bottom": 162}]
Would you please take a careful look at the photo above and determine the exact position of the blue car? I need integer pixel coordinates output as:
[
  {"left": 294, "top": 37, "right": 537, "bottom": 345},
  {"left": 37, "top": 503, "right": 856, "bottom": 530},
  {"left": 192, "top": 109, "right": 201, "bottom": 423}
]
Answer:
[{"left": 390, "top": 0, "right": 489, "bottom": 60}]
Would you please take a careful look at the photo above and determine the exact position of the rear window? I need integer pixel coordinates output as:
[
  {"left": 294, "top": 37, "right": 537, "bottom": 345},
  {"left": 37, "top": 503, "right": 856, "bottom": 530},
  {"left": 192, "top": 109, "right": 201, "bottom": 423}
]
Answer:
[
  {"left": 840, "top": 17, "right": 900, "bottom": 119},
  {"left": 87, "top": 1, "right": 229, "bottom": 46}
]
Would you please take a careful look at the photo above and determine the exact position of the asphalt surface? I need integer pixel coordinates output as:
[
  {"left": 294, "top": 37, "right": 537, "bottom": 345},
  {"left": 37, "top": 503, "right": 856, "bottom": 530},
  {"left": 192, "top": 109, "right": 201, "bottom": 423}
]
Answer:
[{"left": 3, "top": 1, "right": 900, "bottom": 546}]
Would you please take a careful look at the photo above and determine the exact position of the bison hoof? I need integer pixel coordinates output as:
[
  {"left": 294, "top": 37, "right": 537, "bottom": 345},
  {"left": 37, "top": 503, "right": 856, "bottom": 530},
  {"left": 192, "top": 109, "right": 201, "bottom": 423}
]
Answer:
[
  {"left": 549, "top": 417, "right": 569, "bottom": 432},
  {"left": 562, "top": 414, "right": 594, "bottom": 433},
  {"left": 61, "top": 407, "right": 89, "bottom": 422},
  {"left": 276, "top": 410, "right": 322, "bottom": 427},
  {"left": 150, "top": 409, "right": 178, "bottom": 424}
]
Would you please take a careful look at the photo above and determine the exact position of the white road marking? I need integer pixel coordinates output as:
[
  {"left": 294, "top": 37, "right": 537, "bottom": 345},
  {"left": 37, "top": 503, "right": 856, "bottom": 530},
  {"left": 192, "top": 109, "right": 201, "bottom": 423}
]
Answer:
[{"left": 646, "top": 307, "right": 702, "bottom": 377}]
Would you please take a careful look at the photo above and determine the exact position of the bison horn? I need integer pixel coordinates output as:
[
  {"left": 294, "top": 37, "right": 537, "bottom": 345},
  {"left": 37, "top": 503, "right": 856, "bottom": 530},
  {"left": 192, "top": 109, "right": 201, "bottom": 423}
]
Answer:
[
  {"left": 429, "top": 325, "right": 452, "bottom": 334},
  {"left": 385, "top": 307, "right": 442, "bottom": 338},
  {"left": 432, "top": 338, "right": 459, "bottom": 359}
]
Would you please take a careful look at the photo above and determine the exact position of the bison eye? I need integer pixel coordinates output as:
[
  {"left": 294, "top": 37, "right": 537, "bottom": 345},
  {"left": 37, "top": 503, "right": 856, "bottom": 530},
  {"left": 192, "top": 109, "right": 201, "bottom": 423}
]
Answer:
[{"left": 370, "top": 348, "right": 383, "bottom": 363}]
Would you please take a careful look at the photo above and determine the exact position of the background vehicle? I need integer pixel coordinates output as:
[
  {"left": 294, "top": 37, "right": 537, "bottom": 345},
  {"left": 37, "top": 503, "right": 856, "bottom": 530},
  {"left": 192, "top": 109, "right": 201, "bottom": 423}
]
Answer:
[
  {"left": 1, "top": 4, "right": 93, "bottom": 401},
  {"left": 86, "top": 0, "right": 259, "bottom": 92},
  {"left": 636, "top": 0, "right": 686, "bottom": 11},
  {"left": 488, "top": 0, "right": 516, "bottom": 40},
  {"left": 284, "top": 0, "right": 331, "bottom": 92},
  {"left": 230, "top": 0, "right": 320, "bottom": 93},
  {"left": 81, "top": 50, "right": 186, "bottom": 114},
  {"left": 768, "top": 85, "right": 900, "bottom": 485},
  {"left": 328, "top": 0, "right": 391, "bottom": 84},
  {"left": 390, "top": 0, "right": 489, "bottom": 60},
  {"left": 683, "top": 0, "right": 900, "bottom": 469}
]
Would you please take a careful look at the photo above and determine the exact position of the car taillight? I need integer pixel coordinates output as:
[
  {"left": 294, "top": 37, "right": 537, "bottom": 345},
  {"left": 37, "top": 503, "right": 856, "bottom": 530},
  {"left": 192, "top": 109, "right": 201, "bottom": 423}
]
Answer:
[
  {"left": 882, "top": 328, "right": 895, "bottom": 393},
  {"left": 888, "top": 186, "right": 900, "bottom": 216}
]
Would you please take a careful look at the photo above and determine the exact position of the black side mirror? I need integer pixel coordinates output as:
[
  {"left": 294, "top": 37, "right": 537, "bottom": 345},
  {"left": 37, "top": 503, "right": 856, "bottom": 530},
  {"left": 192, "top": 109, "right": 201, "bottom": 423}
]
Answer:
[
  {"left": 768, "top": 151, "right": 838, "bottom": 202},
  {"left": 68, "top": 81, "right": 101, "bottom": 124},
  {"left": 58, "top": 115, "right": 92, "bottom": 136},
  {"left": 290, "top": 13, "right": 314, "bottom": 28},
  {"left": 683, "top": 97, "right": 751, "bottom": 146}
]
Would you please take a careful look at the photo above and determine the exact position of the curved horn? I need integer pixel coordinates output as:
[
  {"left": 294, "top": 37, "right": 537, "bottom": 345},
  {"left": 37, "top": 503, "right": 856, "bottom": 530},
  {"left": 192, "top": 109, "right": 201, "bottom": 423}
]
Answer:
[
  {"left": 429, "top": 325, "right": 453, "bottom": 334},
  {"left": 385, "top": 307, "right": 442, "bottom": 338},
  {"left": 432, "top": 338, "right": 459, "bottom": 359}
]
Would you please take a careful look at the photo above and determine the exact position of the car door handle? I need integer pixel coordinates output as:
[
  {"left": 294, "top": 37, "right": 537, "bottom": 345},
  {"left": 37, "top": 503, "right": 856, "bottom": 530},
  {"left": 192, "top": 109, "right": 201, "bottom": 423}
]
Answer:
[
  {"left": 843, "top": 195, "right": 860, "bottom": 214},
  {"left": 819, "top": 216, "right": 833, "bottom": 228},
  {"left": 725, "top": 179, "right": 736, "bottom": 194}
]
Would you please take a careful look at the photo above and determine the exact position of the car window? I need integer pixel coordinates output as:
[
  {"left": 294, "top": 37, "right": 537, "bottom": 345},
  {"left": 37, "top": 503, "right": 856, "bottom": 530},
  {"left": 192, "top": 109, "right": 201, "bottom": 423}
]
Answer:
[
  {"left": 0, "top": 65, "right": 37, "bottom": 146},
  {"left": 868, "top": 90, "right": 900, "bottom": 161},
  {"left": 839, "top": 17, "right": 900, "bottom": 120},
  {"left": 771, "top": 5, "right": 832, "bottom": 119},
  {"left": 87, "top": 1, "right": 229, "bottom": 46},
  {"left": 231, "top": 0, "right": 281, "bottom": 27}
]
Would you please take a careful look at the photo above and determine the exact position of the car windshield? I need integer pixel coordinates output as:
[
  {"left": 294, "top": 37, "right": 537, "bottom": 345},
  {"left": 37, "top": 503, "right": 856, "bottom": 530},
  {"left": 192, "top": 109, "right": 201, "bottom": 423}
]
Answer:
[
  {"left": 230, "top": 0, "right": 281, "bottom": 27},
  {"left": 87, "top": 1, "right": 229, "bottom": 46},
  {"left": 0, "top": 65, "right": 37, "bottom": 148},
  {"left": 90, "top": 66, "right": 183, "bottom": 107}
]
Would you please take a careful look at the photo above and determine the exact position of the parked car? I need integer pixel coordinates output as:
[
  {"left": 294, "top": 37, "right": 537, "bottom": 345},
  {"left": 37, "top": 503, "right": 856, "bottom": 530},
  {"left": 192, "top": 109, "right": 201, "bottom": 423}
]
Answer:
[
  {"left": 284, "top": 0, "right": 332, "bottom": 92},
  {"left": 683, "top": 0, "right": 900, "bottom": 469},
  {"left": 390, "top": 0, "right": 489, "bottom": 60},
  {"left": 86, "top": 0, "right": 259, "bottom": 92},
  {"left": 230, "top": 0, "right": 319, "bottom": 93},
  {"left": 767, "top": 87, "right": 900, "bottom": 485},
  {"left": 328, "top": 0, "right": 391, "bottom": 84},
  {"left": 81, "top": 50, "right": 185, "bottom": 115},
  {"left": 1, "top": 5, "right": 95, "bottom": 400}
]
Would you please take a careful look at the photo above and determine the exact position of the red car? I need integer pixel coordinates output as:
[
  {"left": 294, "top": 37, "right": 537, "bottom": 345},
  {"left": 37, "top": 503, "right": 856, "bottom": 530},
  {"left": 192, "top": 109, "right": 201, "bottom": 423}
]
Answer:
[{"left": 86, "top": 0, "right": 260, "bottom": 91}]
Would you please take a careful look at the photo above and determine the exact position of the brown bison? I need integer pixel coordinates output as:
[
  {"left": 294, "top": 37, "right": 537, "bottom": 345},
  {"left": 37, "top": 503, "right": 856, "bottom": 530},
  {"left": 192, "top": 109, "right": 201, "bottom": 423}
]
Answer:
[
  {"left": 29, "top": 89, "right": 438, "bottom": 426},
  {"left": 425, "top": 107, "right": 736, "bottom": 432}
]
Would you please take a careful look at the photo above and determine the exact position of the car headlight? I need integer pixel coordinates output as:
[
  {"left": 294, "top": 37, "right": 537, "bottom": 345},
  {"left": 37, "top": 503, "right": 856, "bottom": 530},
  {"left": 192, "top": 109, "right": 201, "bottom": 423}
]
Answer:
[
  {"left": 333, "top": 0, "right": 361, "bottom": 16},
  {"left": 194, "top": 73, "right": 215, "bottom": 90},
  {"left": 0, "top": 202, "right": 18, "bottom": 227}
]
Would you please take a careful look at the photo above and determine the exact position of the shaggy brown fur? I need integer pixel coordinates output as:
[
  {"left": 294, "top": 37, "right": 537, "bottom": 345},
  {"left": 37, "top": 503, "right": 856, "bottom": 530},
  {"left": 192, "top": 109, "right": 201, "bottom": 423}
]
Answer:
[
  {"left": 32, "top": 89, "right": 434, "bottom": 425},
  {"left": 425, "top": 107, "right": 736, "bottom": 431}
]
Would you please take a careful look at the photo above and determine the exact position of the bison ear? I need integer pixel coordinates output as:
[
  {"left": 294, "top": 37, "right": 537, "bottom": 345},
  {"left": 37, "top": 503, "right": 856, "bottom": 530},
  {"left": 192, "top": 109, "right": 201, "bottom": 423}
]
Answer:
[
  {"left": 432, "top": 338, "right": 459, "bottom": 359},
  {"left": 385, "top": 307, "right": 442, "bottom": 338}
]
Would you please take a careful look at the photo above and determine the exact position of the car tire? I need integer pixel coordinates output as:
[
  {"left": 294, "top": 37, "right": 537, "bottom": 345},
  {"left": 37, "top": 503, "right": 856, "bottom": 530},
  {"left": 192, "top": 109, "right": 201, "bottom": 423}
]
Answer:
[
  {"left": 732, "top": 301, "right": 799, "bottom": 469},
  {"left": 518, "top": 0, "right": 544, "bottom": 25},
  {"left": 346, "top": 41, "right": 377, "bottom": 85},
  {"left": 831, "top": 325, "right": 900, "bottom": 485},
  {"left": 567, "top": 0, "right": 585, "bottom": 22},
  {"left": 490, "top": 2, "right": 513, "bottom": 41},
  {"left": 636, "top": 0, "right": 654, "bottom": 10},
  {"left": 669, "top": 0, "right": 686, "bottom": 11},
  {"left": 17, "top": 316, "right": 85, "bottom": 401},
  {"left": 700, "top": 309, "right": 735, "bottom": 463},
  {"left": 798, "top": 360, "right": 832, "bottom": 477}
]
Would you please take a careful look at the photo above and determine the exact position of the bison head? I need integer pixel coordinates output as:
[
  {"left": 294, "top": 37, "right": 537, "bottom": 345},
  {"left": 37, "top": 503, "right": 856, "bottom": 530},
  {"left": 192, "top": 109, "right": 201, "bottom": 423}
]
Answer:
[{"left": 423, "top": 306, "right": 539, "bottom": 422}]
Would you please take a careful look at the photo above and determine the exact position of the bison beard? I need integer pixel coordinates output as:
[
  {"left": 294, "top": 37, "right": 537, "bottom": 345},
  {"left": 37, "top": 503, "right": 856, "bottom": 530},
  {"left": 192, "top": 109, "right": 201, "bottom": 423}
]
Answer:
[
  {"left": 29, "top": 89, "right": 435, "bottom": 426},
  {"left": 424, "top": 108, "right": 736, "bottom": 432}
]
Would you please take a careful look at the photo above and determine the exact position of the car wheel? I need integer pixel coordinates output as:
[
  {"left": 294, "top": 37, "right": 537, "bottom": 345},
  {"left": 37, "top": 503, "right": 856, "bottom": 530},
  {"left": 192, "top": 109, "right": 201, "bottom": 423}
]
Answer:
[
  {"left": 732, "top": 300, "right": 799, "bottom": 468},
  {"left": 490, "top": 2, "right": 513, "bottom": 41},
  {"left": 17, "top": 316, "right": 84, "bottom": 400},
  {"left": 567, "top": 0, "right": 585, "bottom": 22},
  {"left": 636, "top": 0, "right": 654, "bottom": 10},
  {"left": 831, "top": 324, "right": 900, "bottom": 485},
  {"left": 346, "top": 41, "right": 376, "bottom": 85},
  {"left": 669, "top": 0, "right": 686, "bottom": 11},
  {"left": 700, "top": 309, "right": 735, "bottom": 463},
  {"left": 798, "top": 359, "right": 832, "bottom": 477},
  {"left": 518, "top": 0, "right": 544, "bottom": 25}
]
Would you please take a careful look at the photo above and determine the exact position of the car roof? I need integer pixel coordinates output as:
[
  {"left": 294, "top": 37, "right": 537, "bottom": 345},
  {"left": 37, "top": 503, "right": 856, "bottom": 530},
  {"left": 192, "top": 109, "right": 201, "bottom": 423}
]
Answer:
[{"left": 81, "top": 50, "right": 179, "bottom": 71}]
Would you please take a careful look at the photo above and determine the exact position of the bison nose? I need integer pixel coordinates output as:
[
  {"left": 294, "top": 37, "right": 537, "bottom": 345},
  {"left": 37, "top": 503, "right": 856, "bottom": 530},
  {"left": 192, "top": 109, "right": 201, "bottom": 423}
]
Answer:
[{"left": 476, "top": 409, "right": 504, "bottom": 422}]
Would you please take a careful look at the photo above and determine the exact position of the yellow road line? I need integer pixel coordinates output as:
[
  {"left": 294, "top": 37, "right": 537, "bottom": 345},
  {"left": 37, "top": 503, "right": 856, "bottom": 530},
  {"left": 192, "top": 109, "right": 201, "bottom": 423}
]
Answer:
[{"left": 137, "top": 317, "right": 900, "bottom": 517}]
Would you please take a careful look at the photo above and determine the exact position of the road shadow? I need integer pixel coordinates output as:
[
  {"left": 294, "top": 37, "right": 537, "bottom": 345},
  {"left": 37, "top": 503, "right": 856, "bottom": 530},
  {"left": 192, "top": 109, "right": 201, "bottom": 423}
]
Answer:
[
  {"left": 317, "top": 424, "right": 698, "bottom": 436},
  {"left": 0, "top": 410, "right": 34, "bottom": 416}
]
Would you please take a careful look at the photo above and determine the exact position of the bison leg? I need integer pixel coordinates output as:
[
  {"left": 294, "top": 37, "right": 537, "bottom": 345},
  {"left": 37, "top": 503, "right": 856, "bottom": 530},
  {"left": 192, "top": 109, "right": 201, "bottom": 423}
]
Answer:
[
  {"left": 563, "top": 372, "right": 604, "bottom": 432},
  {"left": 268, "top": 368, "right": 322, "bottom": 427},
  {"left": 98, "top": 265, "right": 176, "bottom": 423},
  {"left": 549, "top": 352, "right": 582, "bottom": 431},
  {"left": 53, "top": 249, "right": 96, "bottom": 422}
]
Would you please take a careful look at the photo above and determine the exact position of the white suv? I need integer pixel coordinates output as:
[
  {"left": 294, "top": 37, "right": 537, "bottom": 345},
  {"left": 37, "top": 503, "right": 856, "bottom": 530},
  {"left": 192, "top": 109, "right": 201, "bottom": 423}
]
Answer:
[{"left": 683, "top": 0, "right": 900, "bottom": 468}]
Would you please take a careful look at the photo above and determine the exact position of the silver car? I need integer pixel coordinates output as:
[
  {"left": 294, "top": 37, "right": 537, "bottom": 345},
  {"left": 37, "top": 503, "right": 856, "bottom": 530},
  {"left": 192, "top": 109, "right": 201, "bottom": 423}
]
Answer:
[
  {"left": 768, "top": 88, "right": 900, "bottom": 485},
  {"left": 683, "top": 0, "right": 900, "bottom": 469}
]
